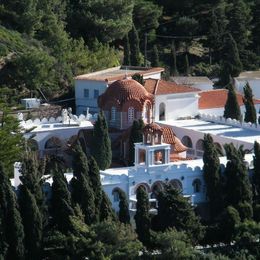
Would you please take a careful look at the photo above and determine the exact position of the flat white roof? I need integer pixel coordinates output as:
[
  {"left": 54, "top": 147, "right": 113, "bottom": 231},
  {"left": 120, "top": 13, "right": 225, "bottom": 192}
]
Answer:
[
  {"left": 237, "top": 71, "right": 260, "bottom": 80},
  {"left": 163, "top": 119, "right": 260, "bottom": 144}
]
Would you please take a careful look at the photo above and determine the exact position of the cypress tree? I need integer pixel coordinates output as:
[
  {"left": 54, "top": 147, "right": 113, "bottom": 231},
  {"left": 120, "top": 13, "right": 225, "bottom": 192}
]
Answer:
[
  {"left": 123, "top": 34, "right": 131, "bottom": 66},
  {"left": 203, "top": 134, "right": 223, "bottom": 218},
  {"left": 18, "top": 185, "right": 42, "bottom": 259},
  {"left": 220, "top": 34, "right": 242, "bottom": 86},
  {"left": 184, "top": 53, "right": 190, "bottom": 76},
  {"left": 132, "top": 73, "right": 145, "bottom": 86},
  {"left": 224, "top": 144, "right": 253, "bottom": 211},
  {"left": 253, "top": 141, "right": 260, "bottom": 203},
  {"left": 151, "top": 45, "right": 159, "bottom": 67},
  {"left": 223, "top": 83, "right": 241, "bottom": 120},
  {"left": 129, "top": 24, "right": 142, "bottom": 66},
  {"left": 156, "top": 185, "right": 204, "bottom": 244},
  {"left": 243, "top": 82, "right": 257, "bottom": 124},
  {"left": 171, "top": 41, "right": 178, "bottom": 76},
  {"left": 72, "top": 144, "right": 96, "bottom": 224},
  {"left": 118, "top": 189, "right": 130, "bottom": 224},
  {"left": 134, "top": 186, "right": 151, "bottom": 246},
  {"left": 252, "top": 0, "right": 260, "bottom": 55},
  {"left": 51, "top": 164, "right": 75, "bottom": 233},
  {"left": 129, "top": 119, "right": 144, "bottom": 165},
  {"left": 0, "top": 164, "right": 24, "bottom": 260},
  {"left": 88, "top": 156, "right": 102, "bottom": 220},
  {"left": 92, "top": 111, "right": 112, "bottom": 170},
  {"left": 100, "top": 190, "right": 117, "bottom": 222}
]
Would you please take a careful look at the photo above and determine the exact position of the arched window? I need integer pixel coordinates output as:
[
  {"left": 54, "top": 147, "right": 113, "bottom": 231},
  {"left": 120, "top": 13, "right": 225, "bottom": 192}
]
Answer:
[
  {"left": 151, "top": 181, "right": 164, "bottom": 198},
  {"left": 169, "top": 179, "right": 182, "bottom": 191},
  {"left": 159, "top": 103, "right": 165, "bottom": 121},
  {"left": 112, "top": 188, "right": 121, "bottom": 202},
  {"left": 128, "top": 107, "right": 135, "bottom": 123},
  {"left": 111, "top": 106, "right": 116, "bottom": 121},
  {"left": 196, "top": 139, "right": 204, "bottom": 151},
  {"left": 27, "top": 139, "right": 39, "bottom": 151},
  {"left": 192, "top": 179, "right": 202, "bottom": 193},
  {"left": 45, "top": 137, "right": 62, "bottom": 149},
  {"left": 181, "top": 136, "right": 193, "bottom": 148},
  {"left": 135, "top": 183, "right": 150, "bottom": 194}
]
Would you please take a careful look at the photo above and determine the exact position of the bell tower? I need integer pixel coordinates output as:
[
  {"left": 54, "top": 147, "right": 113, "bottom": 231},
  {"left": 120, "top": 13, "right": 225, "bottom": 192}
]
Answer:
[{"left": 134, "top": 123, "right": 171, "bottom": 167}]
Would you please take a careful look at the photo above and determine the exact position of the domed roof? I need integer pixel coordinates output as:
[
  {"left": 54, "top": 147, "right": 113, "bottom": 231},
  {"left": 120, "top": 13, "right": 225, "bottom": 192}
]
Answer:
[
  {"left": 143, "top": 122, "right": 163, "bottom": 134},
  {"left": 98, "top": 79, "right": 153, "bottom": 107}
]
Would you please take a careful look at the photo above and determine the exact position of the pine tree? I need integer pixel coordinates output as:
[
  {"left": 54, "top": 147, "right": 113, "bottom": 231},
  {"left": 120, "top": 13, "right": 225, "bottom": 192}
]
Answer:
[
  {"left": 243, "top": 82, "right": 256, "bottom": 124},
  {"left": 156, "top": 185, "right": 204, "bottom": 244},
  {"left": 18, "top": 185, "right": 42, "bottom": 259},
  {"left": 123, "top": 34, "right": 131, "bottom": 66},
  {"left": 118, "top": 189, "right": 130, "bottom": 224},
  {"left": 253, "top": 141, "right": 260, "bottom": 203},
  {"left": 223, "top": 83, "right": 241, "bottom": 120},
  {"left": 129, "top": 119, "right": 144, "bottom": 165},
  {"left": 171, "top": 41, "right": 178, "bottom": 76},
  {"left": 100, "top": 190, "right": 117, "bottom": 222},
  {"left": 0, "top": 164, "right": 24, "bottom": 259},
  {"left": 151, "top": 45, "right": 159, "bottom": 67},
  {"left": 92, "top": 111, "right": 112, "bottom": 170},
  {"left": 132, "top": 73, "right": 145, "bottom": 86},
  {"left": 134, "top": 186, "right": 151, "bottom": 246},
  {"left": 129, "top": 24, "right": 142, "bottom": 66},
  {"left": 220, "top": 34, "right": 242, "bottom": 86},
  {"left": 203, "top": 134, "right": 223, "bottom": 218},
  {"left": 224, "top": 144, "right": 253, "bottom": 211}
]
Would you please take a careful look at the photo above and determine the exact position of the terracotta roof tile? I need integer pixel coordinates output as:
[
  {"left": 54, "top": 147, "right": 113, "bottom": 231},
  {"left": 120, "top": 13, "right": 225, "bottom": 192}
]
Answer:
[
  {"left": 162, "top": 126, "right": 187, "bottom": 152},
  {"left": 144, "top": 79, "right": 200, "bottom": 95},
  {"left": 199, "top": 89, "right": 260, "bottom": 109}
]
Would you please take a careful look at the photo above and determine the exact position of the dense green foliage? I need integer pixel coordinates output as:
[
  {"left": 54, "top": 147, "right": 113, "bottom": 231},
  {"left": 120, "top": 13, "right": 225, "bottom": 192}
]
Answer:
[
  {"left": 223, "top": 83, "right": 241, "bottom": 120},
  {"left": 203, "top": 134, "right": 223, "bottom": 217},
  {"left": 91, "top": 111, "right": 112, "bottom": 170},
  {"left": 243, "top": 82, "right": 257, "bottom": 124}
]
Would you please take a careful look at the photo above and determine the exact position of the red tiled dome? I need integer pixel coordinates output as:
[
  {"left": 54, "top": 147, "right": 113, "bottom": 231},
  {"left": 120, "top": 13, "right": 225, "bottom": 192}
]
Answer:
[{"left": 98, "top": 79, "right": 153, "bottom": 107}]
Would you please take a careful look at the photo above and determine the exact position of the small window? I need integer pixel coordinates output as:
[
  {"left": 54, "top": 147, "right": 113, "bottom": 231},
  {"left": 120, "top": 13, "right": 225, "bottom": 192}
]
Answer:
[
  {"left": 111, "top": 107, "right": 116, "bottom": 121},
  {"left": 112, "top": 189, "right": 120, "bottom": 202},
  {"left": 84, "top": 89, "right": 89, "bottom": 98},
  {"left": 192, "top": 179, "right": 202, "bottom": 193},
  {"left": 128, "top": 107, "right": 135, "bottom": 122},
  {"left": 94, "top": 89, "right": 99, "bottom": 99}
]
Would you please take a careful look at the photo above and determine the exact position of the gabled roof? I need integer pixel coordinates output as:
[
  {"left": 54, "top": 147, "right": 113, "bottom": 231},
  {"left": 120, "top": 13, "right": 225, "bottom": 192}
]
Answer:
[
  {"left": 199, "top": 89, "right": 260, "bottom": 109},
  {"left": 75, "top": 66, "right": 164, "bottom": 82},
  {"left": 144, "top": 79, "right": 200, "bottom": 95}
]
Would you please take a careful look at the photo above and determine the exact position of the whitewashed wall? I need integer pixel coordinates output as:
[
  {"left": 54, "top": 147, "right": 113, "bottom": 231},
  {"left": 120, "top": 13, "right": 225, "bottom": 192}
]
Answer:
[
  {"left": 235, "top": 79, "right": 260, "bottom": 99},
  {"left": 155, "top": 93, "right": 199, "bottom": 121}
]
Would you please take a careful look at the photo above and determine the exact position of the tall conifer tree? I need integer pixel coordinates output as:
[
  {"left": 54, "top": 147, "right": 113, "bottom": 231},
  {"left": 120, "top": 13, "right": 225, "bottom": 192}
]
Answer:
[
  {"left": 123, "top": 34, "right": 131, "bottom": 66},
  {"left": 129, "top": 119, "right": 144, "bottom": 165},
  {"left": 134, "top": 186, "right": 151, "bottom": 246},
  {"left": 151, "top": 45, "right": 159, "bottom": 67},
  {"left": 223, "top": 83, "right": 241, "bottom": 120},
  {"left": 253, "top": 141, "right": 260, "bottom": 203},
  {"left": 203, "top": 134, "right": 223, "bottom": 217},
  {"left": 100, "top": 190, "right": 117, "bottom": 222},
  {"left": 0, "top": 164, "right": 24, "bottom": 259},
  {"left": 224, "top": 144, "right": 252, "bottom": 209},
  {"left": 243, "top": 82, "right": 256, "bottom": 124},
  {"left": 129, "top": 24, "right": 142, "bottom": 66},
  {"left": 92, "top": 111, "right": 112, "bottom": 170},
  {"left": 18, "top": 185, "right": 42, "bottom": 259},
  {"left": 184, "top": 54, "right": 190, "bottom": 76},
  {"left": 171, "top": 41, "right": 178, "bottom": 76},
  {"left": 156, "top": 185, "right": 204, "bottom": 244},
  {"left": 118, "top": 189, "right": 130, "bottom": 224}
]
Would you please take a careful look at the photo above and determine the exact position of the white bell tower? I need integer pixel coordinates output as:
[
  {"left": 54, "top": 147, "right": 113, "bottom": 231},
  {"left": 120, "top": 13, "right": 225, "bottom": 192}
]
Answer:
[{"left": 134, "top": 123, "right": 171, "bottom": 167}]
